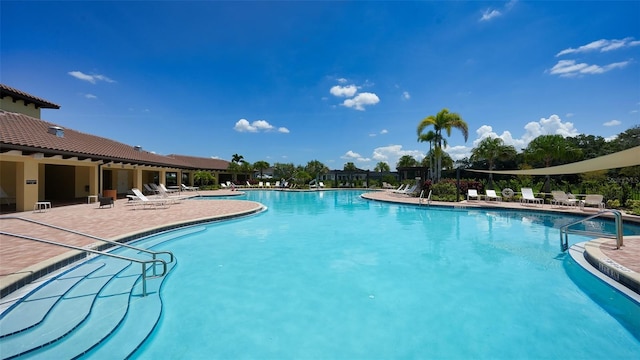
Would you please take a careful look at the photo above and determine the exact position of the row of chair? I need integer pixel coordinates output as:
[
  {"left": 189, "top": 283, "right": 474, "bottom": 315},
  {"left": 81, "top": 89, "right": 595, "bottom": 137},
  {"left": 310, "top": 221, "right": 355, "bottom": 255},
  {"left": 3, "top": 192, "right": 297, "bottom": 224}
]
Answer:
[
  {"left": 391, "top": 184, "right": 419, "bottom": 196},
  {"left": 467, "top": 188, "right": 605, "bottom": 210}
]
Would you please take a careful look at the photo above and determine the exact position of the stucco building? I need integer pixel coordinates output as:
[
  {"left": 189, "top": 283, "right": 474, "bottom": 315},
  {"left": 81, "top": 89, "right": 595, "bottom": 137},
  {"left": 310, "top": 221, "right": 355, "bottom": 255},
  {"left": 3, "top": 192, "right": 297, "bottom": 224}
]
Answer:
[{"left": 0, "top": 84, "right": 230, "bottom": 212}]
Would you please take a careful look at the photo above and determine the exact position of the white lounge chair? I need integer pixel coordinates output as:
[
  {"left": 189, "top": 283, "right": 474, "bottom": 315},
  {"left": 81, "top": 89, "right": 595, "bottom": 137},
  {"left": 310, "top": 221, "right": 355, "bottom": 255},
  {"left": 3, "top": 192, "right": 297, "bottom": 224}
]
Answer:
[
  {"left": 467, "top": 189, "right": 480, "bottom": 201},
  {"left": 580, "top": 194, "right": 605, "bottom": 210},
  {"left": 551, "top": 191, "right": 579, "bottom": 207},
  {"left": 485, "top": 189, "right": 502, "bottom": 201},
  {"left": 159, "top": 184, "right": 179, "bottom": 194},
  {"left": 258, "top": 181, "right": 264, "bottom": 188},
  {"left": 143, "top": 183, "right": 159, "bottom": 195},
  {"left": 318, "top": 182, "right": 325, "bottom": 188},
  {"left": 520, "top": 188, "right": 543, "bottom": 205},
  {"left": 392, "top": 184, "right": 407, "bottom": 193},
  {"left": 157, "top": 184, "right": 190, "bottom": 202},
  {"left": 265, "top": 182, "right": 271, "bottom": 188},
  {"left": 182, "top": 183, "right": 199, "bottom": 191},
  {"left": 397, "top": 184, "right": 418, "bottom": 196},
  {"left": 130, "top": 188, "right": 171, "bottom": 209}
]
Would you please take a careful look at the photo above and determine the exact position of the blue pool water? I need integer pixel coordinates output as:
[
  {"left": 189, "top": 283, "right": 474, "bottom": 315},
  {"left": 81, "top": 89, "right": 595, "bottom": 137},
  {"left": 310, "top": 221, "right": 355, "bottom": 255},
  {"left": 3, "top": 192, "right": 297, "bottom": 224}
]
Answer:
[{"left": 132, "top": 190, "right": 639, "bottom": 359}]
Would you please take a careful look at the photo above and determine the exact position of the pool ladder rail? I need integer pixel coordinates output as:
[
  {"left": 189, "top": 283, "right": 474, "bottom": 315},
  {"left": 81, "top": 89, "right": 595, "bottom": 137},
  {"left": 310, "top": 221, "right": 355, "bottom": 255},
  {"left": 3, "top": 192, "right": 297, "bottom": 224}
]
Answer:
[
  {"left": 559, "top": 209, "right": 624, "bottom": 252},
  {"left": 419, "top": 190, "right": 432, "bottom": 206},
  {"left": 0, "top": 216, "right": 175, "bottom": 297}
]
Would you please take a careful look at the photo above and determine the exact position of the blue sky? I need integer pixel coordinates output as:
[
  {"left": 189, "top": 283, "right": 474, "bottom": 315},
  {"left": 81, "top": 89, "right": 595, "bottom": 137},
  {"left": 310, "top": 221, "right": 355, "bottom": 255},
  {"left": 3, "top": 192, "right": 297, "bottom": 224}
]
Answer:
[{"left": 2, "top": 1, "right": 639, "bottom": 170}]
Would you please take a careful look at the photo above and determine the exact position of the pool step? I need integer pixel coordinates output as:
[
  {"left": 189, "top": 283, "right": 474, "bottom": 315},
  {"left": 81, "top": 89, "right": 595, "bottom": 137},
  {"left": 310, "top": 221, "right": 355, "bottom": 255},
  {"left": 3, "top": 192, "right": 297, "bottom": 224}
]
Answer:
[
  {"left": 80, "top": 263, "right": 170, "bottom": 359},
  {"left": 0, "top": 248, "right": 176, "bottom": 359},
  {"left": 0, "top": 262, "right": 104, "bottom": 337},
  {"left": 0, "top": 258, "right": 131, "bottom": 358}
]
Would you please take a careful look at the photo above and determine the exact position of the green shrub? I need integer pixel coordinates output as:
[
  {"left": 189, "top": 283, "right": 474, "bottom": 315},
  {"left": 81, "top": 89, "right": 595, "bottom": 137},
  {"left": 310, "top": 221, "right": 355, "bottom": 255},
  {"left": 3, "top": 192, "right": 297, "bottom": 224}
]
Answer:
[
  {"left": 606, "top": 199, "right": 620, "bottom": 209},
  {"left": 625, "top": 199, "right": 640, "bottom": 215},
  {"left": 432, "top": 181, "right": 457, "bottom": 202}
]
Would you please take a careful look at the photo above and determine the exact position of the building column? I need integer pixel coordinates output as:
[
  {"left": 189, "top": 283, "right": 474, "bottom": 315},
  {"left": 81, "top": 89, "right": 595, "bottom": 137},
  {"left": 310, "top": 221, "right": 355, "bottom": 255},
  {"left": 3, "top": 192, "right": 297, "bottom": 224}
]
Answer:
[
  {"left": 133, "top": 167, "right": 143, "bottom": 190},
  {"left": 16, "top": 159, "right": 39, "bottom": 212}
]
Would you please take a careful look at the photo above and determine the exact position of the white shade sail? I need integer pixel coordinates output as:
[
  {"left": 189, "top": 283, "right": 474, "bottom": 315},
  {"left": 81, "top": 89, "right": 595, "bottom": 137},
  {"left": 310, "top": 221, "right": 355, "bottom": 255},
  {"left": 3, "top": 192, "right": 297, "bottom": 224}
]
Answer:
[{"left": 466, "top": 146, "right": 640, "bottom": 176}]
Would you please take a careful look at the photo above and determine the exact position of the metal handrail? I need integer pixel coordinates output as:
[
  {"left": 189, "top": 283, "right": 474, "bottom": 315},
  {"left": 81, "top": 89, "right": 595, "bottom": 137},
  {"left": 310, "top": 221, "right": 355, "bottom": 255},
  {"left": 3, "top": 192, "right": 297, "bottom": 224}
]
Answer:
[
  {"left": 419, "top": 190, "right": 432, "bottom": 206},
  {"left": 559, "top": 209, "right": 623, "bottom": 252},
  {"left": 0, "top": 216, "right": 174, "bottom": 265},
  {"left": 0, "top": 231, "right": 167, "bottom": 296}
]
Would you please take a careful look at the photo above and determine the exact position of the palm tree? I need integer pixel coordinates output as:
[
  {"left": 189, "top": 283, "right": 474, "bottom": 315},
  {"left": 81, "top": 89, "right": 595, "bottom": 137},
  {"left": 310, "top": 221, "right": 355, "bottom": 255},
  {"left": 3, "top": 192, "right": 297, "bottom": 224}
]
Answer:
[
  {"left": 253, "top": 160, "right": 270, "bottom": 179},
  {"left": 396, "top": 155, "right": 418, "bottom": 168},
  {"left": 417, "top": 108, "right": 469, "bottom": 182},
  {"left": 470, "top": 137, "right": 517, "bottom": 188},
  {"left": 227, "top": 161, "right": 240, "bottom": 183},
  {"left": 374, "top": 162, "right": 390, "bottom": 172},
  {"left": 417, "top": 129, "right": 436, "bottom": 180},
  {"left": 239, "top": 161, "right": 253, "bottom": 182},
  {"left": 231, "top": 153, "right": 244, "bottom": 164},
  {"left": 343, "top": 162, "right": 358, "bottom": 187},
  {"left": 396, "top": 155, "right": 418, "bottom": 182}
]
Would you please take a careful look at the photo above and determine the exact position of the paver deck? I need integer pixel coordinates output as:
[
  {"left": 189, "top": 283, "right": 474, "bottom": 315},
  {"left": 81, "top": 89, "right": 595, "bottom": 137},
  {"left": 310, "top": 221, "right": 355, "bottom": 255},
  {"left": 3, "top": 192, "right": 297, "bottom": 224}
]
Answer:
[
  {"left": 1, "top": 189, "right": 639, "bottom": 298},
  {"left": 0, "top": 190, "right": 262, "bottom": 296}
]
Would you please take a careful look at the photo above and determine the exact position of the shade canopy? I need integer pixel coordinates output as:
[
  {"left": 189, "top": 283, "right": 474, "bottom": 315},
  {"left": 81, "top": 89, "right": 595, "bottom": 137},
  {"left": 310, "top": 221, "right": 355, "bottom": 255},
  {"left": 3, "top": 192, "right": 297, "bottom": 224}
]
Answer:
[{"left": 465, "top": 146, "right": 640, "bottom": 176}]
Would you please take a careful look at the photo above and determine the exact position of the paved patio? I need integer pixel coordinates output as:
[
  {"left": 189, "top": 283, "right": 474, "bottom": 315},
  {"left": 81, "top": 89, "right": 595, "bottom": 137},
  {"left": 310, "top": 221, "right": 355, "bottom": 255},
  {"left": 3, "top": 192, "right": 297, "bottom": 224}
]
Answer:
[{"left": 1, "top": 189, "right": 638, "bottom": 297}]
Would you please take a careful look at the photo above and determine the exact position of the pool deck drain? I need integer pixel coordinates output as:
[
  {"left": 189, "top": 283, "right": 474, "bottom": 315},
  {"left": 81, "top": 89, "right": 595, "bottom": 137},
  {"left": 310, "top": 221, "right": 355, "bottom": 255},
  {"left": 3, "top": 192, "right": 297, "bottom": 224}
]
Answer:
[{"left": 1, "top": 189, "right": 639, "bottom": 298}]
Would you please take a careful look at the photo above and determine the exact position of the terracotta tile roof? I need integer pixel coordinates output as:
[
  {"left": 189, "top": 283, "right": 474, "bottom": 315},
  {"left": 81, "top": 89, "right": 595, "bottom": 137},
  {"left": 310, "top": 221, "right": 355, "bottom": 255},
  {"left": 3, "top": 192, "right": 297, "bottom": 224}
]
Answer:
[
  {"left": 166, "top": 154, "right": 230, "bottom": 170},
  {"left": 0, "top": 83, "right": 60, "bottom": 109},
  {"left": 0, "top": 111, "right": 227, "bottom": 170}
]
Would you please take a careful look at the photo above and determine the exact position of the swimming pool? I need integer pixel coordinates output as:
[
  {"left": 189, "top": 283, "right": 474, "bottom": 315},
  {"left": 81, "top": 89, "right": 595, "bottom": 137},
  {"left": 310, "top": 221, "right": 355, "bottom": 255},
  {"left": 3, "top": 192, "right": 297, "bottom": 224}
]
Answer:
[{"left": 127, "top": 190, "right": 638, "bottom": 359}]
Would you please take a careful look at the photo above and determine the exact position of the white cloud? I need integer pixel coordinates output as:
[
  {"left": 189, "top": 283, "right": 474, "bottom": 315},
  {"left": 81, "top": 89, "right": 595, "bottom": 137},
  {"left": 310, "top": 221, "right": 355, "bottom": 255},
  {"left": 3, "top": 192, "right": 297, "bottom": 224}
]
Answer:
[
  {"left": 548, "top": 59, "right": 629, "bottom": 77},
  {"left": 341, "top": 150, "right": 371, "bottom": 163},
  {"left": 480, "top": 9, "right": 501, "bottom": 21},
  {"left": 68, "top": 71, "right": 115, "bottom": 84},
  {"left": 342, "top": 92, "right": 380, "bottom": 111},
  {"left": 443, "top": 145, "right": 471, "bottom": 161},
  {"left": 371, "top": 145, "right": 424, "bottom": 168},
  {"left": 480, "top": 1, "right": 517, "bottom": 22},
  {"left": 369, "top": 129, "right": 388, "bottom": 137},
  {"left": 337, "top": 78, "right": 348, "bottom": 84},
  {"left": 472, "top": 114, "right": 579, "bottom": 154},
  {"left": 330, "top": 85, "right": 358, "bottom": 97},
  {"left": 84, "top": 94, "right": 97, "bottom": 99},
  {"left": 234, "top": 119, "right": 287, "bottom": 133},
  {"left": 252, "top": 120, "right": 274, "bottom": 131},
  {"left": 556, "top": 37, "right": 640, "bottom": 56},
  {"left": 402, "top": 91, "right": 410, "bottom": 100},
  {"left": 603, "top": 120, "right": 621, "bottom": 127},
  {"left": 342, "top": 150, "right": 361, "bottom": 159}
]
